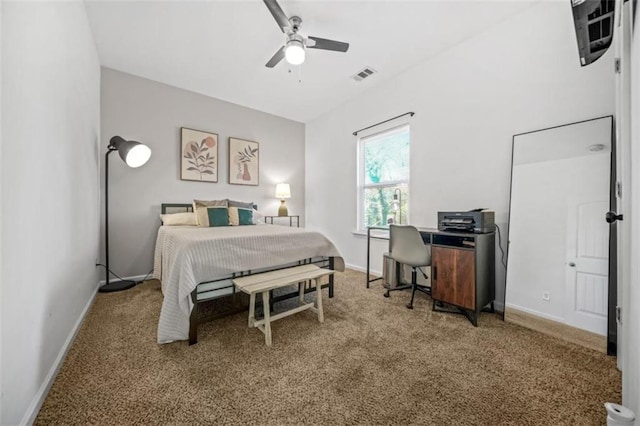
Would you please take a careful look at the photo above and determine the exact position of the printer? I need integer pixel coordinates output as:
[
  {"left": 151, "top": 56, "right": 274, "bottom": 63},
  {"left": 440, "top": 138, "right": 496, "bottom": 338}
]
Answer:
[{"left": 438, "top": 210, "right": 495, "bottom": 233}]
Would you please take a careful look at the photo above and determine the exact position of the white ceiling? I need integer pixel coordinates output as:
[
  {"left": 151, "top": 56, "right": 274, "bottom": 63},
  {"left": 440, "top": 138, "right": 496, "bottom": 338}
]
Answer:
[{"left": 85, "top": 0, "right": 538, "bottom": 123}]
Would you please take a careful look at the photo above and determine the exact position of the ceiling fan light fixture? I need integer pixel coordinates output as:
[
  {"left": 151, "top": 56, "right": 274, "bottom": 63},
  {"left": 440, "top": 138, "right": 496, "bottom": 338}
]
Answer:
[
  {"left": 285, "top": 39, "right": 305, "bottom": 65},
  {"left": 263, "top": 0, "right": 349, "bottom": 69}
]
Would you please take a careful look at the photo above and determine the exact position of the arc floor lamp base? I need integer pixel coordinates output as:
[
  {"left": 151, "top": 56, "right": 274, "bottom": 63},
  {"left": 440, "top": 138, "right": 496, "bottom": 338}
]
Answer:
[{"left": 99, "top": 280, "right": 137, "bottom": 293}]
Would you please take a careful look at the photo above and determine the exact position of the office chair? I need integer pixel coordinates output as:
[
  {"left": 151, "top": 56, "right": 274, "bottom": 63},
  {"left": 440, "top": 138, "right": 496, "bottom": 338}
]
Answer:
[{"left": 385, "top": 224, "right": 432, "bottom": 309}]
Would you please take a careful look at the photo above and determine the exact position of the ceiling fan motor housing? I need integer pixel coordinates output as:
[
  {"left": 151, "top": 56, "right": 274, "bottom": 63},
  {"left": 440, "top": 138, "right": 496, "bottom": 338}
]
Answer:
[
  {"left": 288, "top": 16, "right": 302, "bottom": 33},
  {"left": 287, "top": 33, "right": 304, "bottom": 45}
]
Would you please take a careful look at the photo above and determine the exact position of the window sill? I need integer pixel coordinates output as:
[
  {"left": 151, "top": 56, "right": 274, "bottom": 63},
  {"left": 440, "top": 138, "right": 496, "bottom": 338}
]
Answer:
[{"left": 352, "top": 229, "right": 390, "bottom": 240}]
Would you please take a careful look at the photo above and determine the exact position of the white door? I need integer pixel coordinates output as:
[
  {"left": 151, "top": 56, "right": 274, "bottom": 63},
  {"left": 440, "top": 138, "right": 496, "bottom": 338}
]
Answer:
[{"left": 565, "top": 198, "right": 609, "bottom": 335}]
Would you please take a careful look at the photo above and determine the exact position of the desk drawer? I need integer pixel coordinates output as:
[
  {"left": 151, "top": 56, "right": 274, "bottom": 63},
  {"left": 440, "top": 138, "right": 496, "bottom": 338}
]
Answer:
[{"left": 432, "top": 234, "right": 476, "bottom": 249}]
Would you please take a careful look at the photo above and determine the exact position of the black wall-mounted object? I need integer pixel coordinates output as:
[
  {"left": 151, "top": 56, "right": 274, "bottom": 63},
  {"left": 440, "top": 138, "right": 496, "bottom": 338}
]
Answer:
[
  {"left": 571, "top": 0, "right": 616, "bottom": 66},
  {"left": 352, "top": 112, "right": 415, "bottom": 136}
]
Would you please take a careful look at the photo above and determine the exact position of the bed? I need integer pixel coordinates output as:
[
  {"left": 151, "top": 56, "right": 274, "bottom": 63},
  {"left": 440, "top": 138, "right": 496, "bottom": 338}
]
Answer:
[{"left": 153, "top": 203, "right": 345, "bottom": 344}]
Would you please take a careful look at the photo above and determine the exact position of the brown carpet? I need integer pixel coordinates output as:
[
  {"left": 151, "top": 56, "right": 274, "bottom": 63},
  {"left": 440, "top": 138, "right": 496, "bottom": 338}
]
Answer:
[{"left": 36, "top": 269, "right": 620, "bottom": 425}]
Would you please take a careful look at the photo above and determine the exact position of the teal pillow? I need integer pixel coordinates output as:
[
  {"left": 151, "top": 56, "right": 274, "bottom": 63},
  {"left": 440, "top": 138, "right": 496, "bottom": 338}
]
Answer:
[
  {"left": 238, "top": 208, "right": 254, "bottom": 226},
  {"left": 228, "top": 206, "right": 254, "bottom": 226},
  {"left": 207, "top": 207, "right": 229, "bottom": 227}
]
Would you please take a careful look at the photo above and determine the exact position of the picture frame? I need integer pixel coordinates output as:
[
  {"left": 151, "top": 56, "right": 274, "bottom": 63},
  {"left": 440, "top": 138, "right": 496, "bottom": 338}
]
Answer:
[
  {"left": 181, "top": 127, "right": 218, "bottom": 183},
  {"left": 228, "top": 137, "right": 259, "bottom": 186}
]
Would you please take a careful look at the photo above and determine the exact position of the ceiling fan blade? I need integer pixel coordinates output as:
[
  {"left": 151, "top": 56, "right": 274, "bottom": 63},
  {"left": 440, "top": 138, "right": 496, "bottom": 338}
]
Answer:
[
  {"left": 307, "top": 36, "right": 349, "bottom": 52},
  {"left": 263, "top": 0, "right": 290, "bottom": 33},
  {"left": 265, "top": 46, "right": 286, "bottom": 68}
]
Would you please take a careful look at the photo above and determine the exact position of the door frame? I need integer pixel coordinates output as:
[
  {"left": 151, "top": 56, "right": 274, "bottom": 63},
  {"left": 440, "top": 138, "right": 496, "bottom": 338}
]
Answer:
[{"left": 608, "top": 119, "right": 618, "bottom": 356}]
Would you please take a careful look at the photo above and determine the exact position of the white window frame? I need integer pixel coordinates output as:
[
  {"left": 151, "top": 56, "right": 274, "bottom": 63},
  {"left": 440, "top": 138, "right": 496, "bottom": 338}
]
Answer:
[{"left": 357, "top": 123, "right": 410, "bottom": 232}]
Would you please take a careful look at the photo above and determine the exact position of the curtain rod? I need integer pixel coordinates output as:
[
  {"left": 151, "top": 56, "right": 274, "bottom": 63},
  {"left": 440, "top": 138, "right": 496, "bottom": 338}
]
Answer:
[{"left": 352, "top": 112, "right": 415, "bottom": 136}]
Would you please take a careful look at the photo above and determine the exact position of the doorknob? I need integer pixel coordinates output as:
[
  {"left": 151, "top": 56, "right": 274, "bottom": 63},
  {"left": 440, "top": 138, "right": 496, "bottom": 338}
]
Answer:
[
  {"left": 568, "top": 262, "right": 576, "bottom": 267},
  {"left": 606, "top": 211, "right": 623, "bottom": 223}
]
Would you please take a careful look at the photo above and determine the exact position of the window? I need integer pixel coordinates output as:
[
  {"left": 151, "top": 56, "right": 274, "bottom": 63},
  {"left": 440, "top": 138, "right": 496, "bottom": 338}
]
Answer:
[{"left": 357, "top": 124, "right": 410, "bottom": 231}]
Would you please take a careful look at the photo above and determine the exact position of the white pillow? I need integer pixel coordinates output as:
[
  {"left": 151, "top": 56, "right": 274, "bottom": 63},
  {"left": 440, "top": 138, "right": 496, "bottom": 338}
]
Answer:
[
  {"left": 193, "top": 199, "right": 228, "bottom": 227},
  {"left": 253, "top": 210, "right": 265, "bottom": 225},
  {"left": 160, "top": 212, "right": 197, "bottom": 226}
]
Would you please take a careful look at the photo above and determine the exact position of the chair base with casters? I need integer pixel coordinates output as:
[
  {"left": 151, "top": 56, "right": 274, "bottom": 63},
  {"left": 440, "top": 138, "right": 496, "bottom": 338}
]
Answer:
[
  {"left": 383, "top": 283, "right": 413, "bottom": 298},
  {"left": 402, "top": 267, "right": 431, "bottom": 309},
  {"left": 383, "top": 266, "right": 431, "bottom": 309}
]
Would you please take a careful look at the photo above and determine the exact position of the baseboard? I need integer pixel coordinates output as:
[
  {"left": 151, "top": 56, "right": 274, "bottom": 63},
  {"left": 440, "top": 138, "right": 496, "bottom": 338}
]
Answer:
[
  {"left": 21, "top": 282, "right": 100, "bottom": 425},
  {"left": 345, "top": 263, "right": 381, "bottom": 277},
  {"left": 505, "top": 306, "right": 606, "bottom": 353},
  {"left": 505, "top": 303, "right": 564, "bottom": 323},
  {"left": 98, "top": 273, "right": 150, "bottom": 287}
]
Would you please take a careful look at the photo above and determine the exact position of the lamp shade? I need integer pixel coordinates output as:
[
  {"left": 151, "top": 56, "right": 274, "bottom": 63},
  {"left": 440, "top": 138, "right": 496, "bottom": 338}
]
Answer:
[
  {"left": 392, "top": 190, "right": 400, "bottom": 212},
  {"left": 109, "top": 136, "right": 152, "bottom": 168},
  {"left": 275, "top": 183, "right": 291, "bottom": 199}
]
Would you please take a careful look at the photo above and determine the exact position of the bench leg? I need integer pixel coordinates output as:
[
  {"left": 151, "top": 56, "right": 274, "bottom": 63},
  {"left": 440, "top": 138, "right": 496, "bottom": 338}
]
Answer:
[
  {"left": 315, "top": 278, "right": 324, "bottom": 323},
  {"left": 328, "top": 258, "right": 335, "bottom": 298},
  {"left": 298, "top": 282, "right": 305, "bottom": 304},
  {"left": 248, "top": 293, "right": 256, "bottom": 328},
  {"left": 262, "top": 291, "right": 272, "bottom": 346}
]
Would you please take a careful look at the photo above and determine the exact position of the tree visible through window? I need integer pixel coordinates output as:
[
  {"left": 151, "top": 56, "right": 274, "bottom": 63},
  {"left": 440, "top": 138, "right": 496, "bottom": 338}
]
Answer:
[{"left": 358, "top": 125, "right": 409, "bottom": 230}]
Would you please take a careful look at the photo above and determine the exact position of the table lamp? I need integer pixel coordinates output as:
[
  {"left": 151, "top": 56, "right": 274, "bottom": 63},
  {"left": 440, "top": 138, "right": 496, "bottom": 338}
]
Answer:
[
  {"left": 392, "top": 188, "right": 402, "bottom": 224},
  {"left": 275, "top": 183, "right": 291, "bottom": 216}
]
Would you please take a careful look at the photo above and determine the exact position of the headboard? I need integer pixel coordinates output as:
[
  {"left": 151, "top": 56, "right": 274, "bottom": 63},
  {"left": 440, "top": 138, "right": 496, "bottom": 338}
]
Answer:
[
  {"left": 161, "top": 203, "right": 258, "bottom": 214},
  {"left": 161, "top": 204, "right": 193, "bottom": 214}
]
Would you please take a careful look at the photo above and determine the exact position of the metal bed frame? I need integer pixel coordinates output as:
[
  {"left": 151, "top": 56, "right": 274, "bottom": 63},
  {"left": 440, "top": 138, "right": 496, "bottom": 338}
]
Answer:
[{"left": 160, "top": 203, "right": 335, "bottom": 345}]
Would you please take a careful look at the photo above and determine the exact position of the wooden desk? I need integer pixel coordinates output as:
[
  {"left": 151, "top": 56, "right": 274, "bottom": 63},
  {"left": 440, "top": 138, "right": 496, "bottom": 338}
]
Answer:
[
  {"left": 366, "top": 226, "right": 495, "bottom": 326},
  {"left": 429, "top": 231, "right": 495, "bottom": 326}
]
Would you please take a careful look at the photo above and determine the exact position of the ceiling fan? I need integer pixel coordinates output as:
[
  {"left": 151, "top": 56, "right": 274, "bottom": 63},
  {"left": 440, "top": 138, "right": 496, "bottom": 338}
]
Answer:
[{"left": 263, "top": 0, "right": 349, "bottom": 68}]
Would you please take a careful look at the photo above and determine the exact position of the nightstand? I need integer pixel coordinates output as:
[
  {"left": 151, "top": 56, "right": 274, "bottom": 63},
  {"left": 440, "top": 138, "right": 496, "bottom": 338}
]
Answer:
[{"left": 264, "top": 215, "right": 300, "bottom": 227}]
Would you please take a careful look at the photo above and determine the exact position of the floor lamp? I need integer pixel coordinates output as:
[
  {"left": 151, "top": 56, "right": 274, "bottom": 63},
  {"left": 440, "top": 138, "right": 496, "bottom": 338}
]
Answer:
[{"left": 99, "top": 136, "right": 152, "bottom": 293}]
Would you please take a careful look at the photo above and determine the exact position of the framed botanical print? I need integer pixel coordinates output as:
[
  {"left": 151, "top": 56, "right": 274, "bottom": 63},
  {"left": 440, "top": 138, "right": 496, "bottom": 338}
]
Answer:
[
  {"left": 181, "top": 127, "right": 218, "bottom": 182},
  {"left": 228, "top": 137, "right": 259, "bottom": 186}
]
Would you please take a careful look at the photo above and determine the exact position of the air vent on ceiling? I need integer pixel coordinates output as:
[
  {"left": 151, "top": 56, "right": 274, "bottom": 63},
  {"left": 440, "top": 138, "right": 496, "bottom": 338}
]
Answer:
[{"left": 351, "top": 67, "right": 377, "bottom": 82}]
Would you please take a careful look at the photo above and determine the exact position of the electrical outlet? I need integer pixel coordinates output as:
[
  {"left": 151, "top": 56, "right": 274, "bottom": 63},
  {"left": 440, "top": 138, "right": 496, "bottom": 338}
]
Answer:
[{"left": 542, "top": 292, "right": 550, "bottom": 301}]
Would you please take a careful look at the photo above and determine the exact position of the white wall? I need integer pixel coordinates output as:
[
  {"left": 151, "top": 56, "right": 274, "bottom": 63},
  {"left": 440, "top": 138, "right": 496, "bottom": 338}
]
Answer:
[
  {"left": 100, "top": 68, "right": 305, "bottom": 278},
  {"left": 305, "top": 1, "right": 615, "bottom": 307},
  {"left": 0, "top": 0, "right": 4, "bottom": 422},
  {"left": 1, "top": 2, "right": 101, "bottom": 425}
]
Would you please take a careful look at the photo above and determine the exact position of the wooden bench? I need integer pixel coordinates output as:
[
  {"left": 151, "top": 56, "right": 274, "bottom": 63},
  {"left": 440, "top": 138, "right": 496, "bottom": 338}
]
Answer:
[{"left": 232, "top": 264, "right": 335, "bottom": 346}]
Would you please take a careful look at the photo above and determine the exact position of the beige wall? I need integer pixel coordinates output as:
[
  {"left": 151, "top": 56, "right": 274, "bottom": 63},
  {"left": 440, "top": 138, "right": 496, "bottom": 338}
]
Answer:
[{"left": 100, "top": 68, "right": 306, "bottom": 278}]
